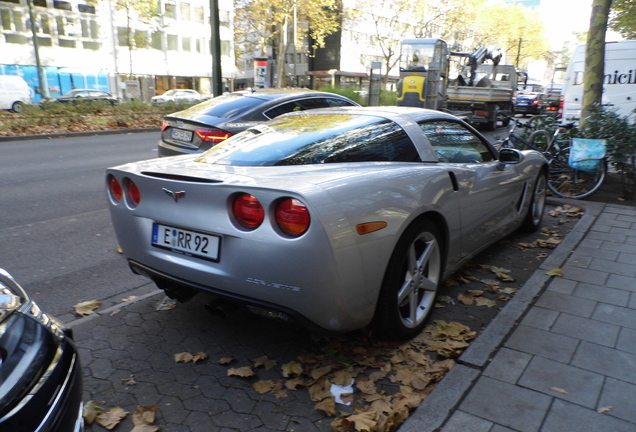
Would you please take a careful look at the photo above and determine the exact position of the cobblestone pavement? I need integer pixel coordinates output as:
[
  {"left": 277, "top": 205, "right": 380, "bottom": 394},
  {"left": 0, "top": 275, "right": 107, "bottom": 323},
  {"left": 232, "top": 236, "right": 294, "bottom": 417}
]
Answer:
[{"left": 70, "top": 200, "right": 636, "bottom": 432}]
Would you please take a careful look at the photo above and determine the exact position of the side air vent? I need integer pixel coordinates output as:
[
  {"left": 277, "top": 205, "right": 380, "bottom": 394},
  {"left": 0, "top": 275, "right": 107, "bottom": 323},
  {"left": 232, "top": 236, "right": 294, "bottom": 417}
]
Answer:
[{"left": 141, "top": 172, "right": 222, "bottom": 183}]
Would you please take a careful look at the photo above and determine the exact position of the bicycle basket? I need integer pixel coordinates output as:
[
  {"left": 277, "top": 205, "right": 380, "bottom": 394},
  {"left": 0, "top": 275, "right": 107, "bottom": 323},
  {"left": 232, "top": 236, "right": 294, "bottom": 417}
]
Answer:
[{"left": 568, "top": 138, "right": 607, "bottom": 172}]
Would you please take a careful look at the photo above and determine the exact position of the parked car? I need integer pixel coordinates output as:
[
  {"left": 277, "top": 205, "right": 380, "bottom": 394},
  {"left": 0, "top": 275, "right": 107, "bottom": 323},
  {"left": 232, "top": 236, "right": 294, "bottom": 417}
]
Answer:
[
  {"left": 157, "top": 89, "right": 360, "bottom": 157},
  {"left": 0, "top": 75, "right": 32, "bottom": 113},
  {"left": 514, "top": 92, "right": 544, "bottom": 115},
  {"left": 0, "top": 268, "right": 84, "bottom": 431},
  {"left": 543, "top": 84, "right": 562, "bottom": 115},
  {"left": 44, "top": 89, "right": 118, "bottom": 106},
  {"left": 107, "top": 106, "right": 547, "bottom": 340},
  {"left": 151, "top": 89, "right": 202, "bottom": 105}
]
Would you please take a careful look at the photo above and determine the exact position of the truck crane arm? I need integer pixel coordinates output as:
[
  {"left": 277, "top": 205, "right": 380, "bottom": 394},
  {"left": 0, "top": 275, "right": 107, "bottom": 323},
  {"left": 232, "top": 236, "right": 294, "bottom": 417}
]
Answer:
[{"left": 450, "top": 47, "right": 502, "bottom": 86}]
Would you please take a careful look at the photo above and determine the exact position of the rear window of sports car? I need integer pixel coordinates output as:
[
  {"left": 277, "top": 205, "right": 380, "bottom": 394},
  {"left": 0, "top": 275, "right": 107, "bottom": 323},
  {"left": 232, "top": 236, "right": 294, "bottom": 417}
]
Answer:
[
  {"left": 178, "top": 94, "right": 264, "bottom": 118},
  {"left": 195, "top": 114, "right": 420, "bottom": 166}
]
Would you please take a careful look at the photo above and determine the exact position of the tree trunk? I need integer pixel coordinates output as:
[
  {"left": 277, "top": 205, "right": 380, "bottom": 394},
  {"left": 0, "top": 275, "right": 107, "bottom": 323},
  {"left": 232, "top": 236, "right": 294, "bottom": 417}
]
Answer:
[
  {"left": 276, "top": 18, "right": 289, "bottom": 88},
  {"left": 580, "top": 0, "right": 612, "bottom": 129}
]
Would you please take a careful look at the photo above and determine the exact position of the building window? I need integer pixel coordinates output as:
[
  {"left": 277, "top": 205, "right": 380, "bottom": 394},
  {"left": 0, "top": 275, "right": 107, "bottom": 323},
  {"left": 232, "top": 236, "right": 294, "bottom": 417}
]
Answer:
[
  {"left": 10, "top": 10, "right": 25, "bottom": 32},
  {"left": 78, "top": 3, "right": 95, "bottom": 13},
  {"left": 38, "top": 14, "right": 50, "bottom": 34},
  {"left": 179, "top": 2, "right": 190, "bottom": 20},
  {"left": 80, "top": 18, "right": 89, "bottom": 37},
  {"left": 37, "top": 36, "right": 52, "bottom": 46},
  {"left": 193, "top": 5, "right": 203, "bottom": 23},
  {"left": 34, "top": 0, "right": 47, "bottom": 7},
  {"left": 5, "top": 34, "right": 28, "bottom": 43},
  {"left": 135, "top": 30, "right": 148, "bottom": 48},
  {"left": 164, "top": 3, "right": 175, "bottom": 19},
  {"left": 182, "top": 36, "right": 190, "bottom": 51},
  {"left": 53, "top": 0, "right": 72, "bottom": 10},
  {"left": 59, "top": 38, "right": 76, "bottom": 48},
  {"left": 219, "top": 10, "right": 229, "bottom": 27},
  {"left": 151, "top": 31, "right": 163, "bottom": 49},
  {"left": 90, "top": 19, "right": 98, "bottom": 38},
  {"left": 56, "top": 16, "right": 78, "bottom": 36},
  {"left": 1, "top": 9, "right": 12, "bottom": 30},
  {"left": 83, "top": 41, "right": 100, "bottom": 50},
  {"left": 117, "top": 26, "right": 129, "bottom": 46},
  {"left": 167, "top": 34, "right": 177, "bottom": 50},
  {"left": 0, "top": 0, "right": 21, "bottom": 4}
]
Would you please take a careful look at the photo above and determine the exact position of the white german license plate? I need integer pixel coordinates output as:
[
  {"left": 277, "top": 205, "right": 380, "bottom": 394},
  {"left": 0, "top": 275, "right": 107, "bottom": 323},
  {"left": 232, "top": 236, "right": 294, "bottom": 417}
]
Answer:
[
  {"left": 152, "top": 223, "right": 220, "bottom": 261},
  {"left": 170, "top": 128, "right": 193, "bottom": 142}
]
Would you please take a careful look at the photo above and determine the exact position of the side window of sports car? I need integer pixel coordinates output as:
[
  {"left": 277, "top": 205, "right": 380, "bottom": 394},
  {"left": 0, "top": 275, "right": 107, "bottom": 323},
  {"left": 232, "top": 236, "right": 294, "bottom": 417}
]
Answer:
[
  {"left": 264, "top": 101, "right": 304, "bottom": 119},
  {"left": 419, "top": 121, "right": 494, "bottom": 163},
  {"left": 325, "top": 97, "right": 357, "bottom": 107}
]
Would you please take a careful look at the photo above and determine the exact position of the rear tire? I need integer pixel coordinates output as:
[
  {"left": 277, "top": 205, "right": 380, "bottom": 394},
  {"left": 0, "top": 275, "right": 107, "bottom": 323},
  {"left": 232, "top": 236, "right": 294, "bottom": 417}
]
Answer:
[{"left": 372, "top": 219, "right": 443, "bottom": 340}]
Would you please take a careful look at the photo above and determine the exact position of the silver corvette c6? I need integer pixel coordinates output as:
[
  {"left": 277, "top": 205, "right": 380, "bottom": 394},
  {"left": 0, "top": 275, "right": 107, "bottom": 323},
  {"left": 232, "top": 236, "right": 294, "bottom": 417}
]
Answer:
[{"left": 106, "top": 107, "right": 547, "bottom": 339}]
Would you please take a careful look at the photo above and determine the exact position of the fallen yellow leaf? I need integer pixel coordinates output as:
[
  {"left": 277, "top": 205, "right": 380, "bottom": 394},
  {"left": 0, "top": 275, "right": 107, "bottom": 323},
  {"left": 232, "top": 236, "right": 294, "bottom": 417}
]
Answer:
[
  {"left": 74, "top": 300, "right": 101, "bottom": 317},
  {"left": 550, "top": 387, "right": 568, "bottom": 394},
  {"left": 315, "top": 397, "right": 336, "bottom": 416},
  {"left": 253, "top": 380, "right": 276, "bottom": 394},
  {"left": 227, "top": 366, "right": 255, "bottom": 377},
  {"left": 96, "top": 407, "right": 128, "bottom": 430},
  {"left": 83, "top": 400, "right": 104, "bottom": 425}
]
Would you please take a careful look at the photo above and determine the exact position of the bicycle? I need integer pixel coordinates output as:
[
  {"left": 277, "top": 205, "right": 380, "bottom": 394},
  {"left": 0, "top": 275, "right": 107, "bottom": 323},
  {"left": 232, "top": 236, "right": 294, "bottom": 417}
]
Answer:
[{"left": 497, "top": 114, "right": 606, "bottom": 199}]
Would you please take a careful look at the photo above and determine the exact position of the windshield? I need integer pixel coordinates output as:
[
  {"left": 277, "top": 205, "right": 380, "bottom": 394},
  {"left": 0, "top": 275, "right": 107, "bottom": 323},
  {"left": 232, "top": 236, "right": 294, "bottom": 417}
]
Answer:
[
  {"left": 162, "top": 90, "right": 178, "bottom": 96},
  {"left": 195, "top": 114, "right": 417, "bottom": 166}
]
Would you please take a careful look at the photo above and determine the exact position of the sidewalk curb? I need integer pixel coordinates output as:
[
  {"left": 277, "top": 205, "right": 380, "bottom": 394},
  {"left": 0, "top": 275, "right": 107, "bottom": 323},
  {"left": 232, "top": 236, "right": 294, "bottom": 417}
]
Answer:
[
  {"left": 400, "top": 198, "right": 605, "bottom": 432},
  {"left": 0, "top": 128, "right": 159, "bottom": 142}
]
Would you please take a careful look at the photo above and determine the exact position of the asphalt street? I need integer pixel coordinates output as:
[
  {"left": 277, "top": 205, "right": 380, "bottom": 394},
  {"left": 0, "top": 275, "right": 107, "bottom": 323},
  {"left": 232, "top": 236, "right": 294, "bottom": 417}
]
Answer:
[{"left": 0, "top": 132, "right": 159, "bottom": 319}]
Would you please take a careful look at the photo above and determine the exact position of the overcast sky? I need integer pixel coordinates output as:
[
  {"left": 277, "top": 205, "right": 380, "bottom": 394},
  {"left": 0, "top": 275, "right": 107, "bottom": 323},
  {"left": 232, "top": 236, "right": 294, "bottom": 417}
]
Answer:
[{"left": 537, "top": 0, "right": 623, "bottom": 49}]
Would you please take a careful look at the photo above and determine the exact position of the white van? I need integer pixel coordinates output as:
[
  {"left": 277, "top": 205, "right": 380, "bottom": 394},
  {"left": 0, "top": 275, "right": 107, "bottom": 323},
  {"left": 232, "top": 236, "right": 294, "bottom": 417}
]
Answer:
[
  {"left": 561, "top": 40, "right": 636, "bottom": 121},
  {"left": 0, "top": 75, "right": 32, "bottom": 113}
]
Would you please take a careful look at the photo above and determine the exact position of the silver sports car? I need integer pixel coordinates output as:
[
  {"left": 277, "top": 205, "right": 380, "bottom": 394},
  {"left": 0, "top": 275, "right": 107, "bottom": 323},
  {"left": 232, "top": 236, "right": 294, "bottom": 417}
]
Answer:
[{"left": 106, "top": 107, "right": 547, "bottom": 339}]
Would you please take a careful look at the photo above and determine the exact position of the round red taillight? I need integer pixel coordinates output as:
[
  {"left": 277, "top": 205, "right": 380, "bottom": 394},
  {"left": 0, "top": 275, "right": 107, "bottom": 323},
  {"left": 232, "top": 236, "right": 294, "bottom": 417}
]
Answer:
[
  {"left": 233, "top": 194, "right": 264, "bottom": 230},
  {"left": 276, "top": 198, "right": 310, "bottom": 237},
  {"left": 126, "top": 180, "right": 141, "bottom": 208},
  {"left": 108, "top": 175, "right": 123, "bottom": 202}
]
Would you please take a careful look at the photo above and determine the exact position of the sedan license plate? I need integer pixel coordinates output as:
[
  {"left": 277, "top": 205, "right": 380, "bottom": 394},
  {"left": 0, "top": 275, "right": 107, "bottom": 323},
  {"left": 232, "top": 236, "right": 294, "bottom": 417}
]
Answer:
[
  {"left": 152, "top": 223, "right": 220, "bottom": 261},
  {"left": 170, "top": 128, "right": 193, "bottom": 142}
]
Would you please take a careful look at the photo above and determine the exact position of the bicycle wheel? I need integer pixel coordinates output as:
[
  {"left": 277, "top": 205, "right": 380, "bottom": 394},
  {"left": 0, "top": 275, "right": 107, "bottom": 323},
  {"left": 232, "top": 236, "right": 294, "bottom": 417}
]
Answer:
[
  {"left": 528, "top": 129, "right": 551, "bottom": 152},
  {"left": 547, "top": 149, "right": 606, "bottom": 199}
]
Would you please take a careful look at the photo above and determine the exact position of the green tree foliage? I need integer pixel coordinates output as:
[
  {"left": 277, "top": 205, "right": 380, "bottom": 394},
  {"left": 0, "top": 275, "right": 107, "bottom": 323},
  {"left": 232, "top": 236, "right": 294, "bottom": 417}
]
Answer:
[
  {"left": 474, "top": 2, "right": 550, "bottom": 70},
  {"left": 584, "top": 105, "right": 636, "bottom": 197},
  {"left": 234, "top": 0, "right": 341, "bottom": 86},
  {"left": 609, "top": 0, "right": 636, "bottom": 39}
]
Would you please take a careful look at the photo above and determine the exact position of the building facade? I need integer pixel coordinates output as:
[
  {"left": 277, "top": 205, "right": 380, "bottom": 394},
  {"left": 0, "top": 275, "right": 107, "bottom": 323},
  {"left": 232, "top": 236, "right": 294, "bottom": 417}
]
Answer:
[{"left": 0, "top": 0, "right": 235, "bottom": 102}]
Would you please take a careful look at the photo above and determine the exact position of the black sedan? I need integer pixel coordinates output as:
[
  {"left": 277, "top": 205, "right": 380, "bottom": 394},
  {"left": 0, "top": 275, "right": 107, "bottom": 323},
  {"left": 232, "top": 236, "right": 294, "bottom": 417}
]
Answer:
[
  {"left": 158, "top": 89, "right": 360, "bottom": 157},
  {"left": 514, "top": 92, "right": 544, "bottom": 115},
  {"left": 0, "top": 269, "right": 84, "bottom": 431},
  {"left": 44, "top": 89, "right": 118, "bottom": 106}
]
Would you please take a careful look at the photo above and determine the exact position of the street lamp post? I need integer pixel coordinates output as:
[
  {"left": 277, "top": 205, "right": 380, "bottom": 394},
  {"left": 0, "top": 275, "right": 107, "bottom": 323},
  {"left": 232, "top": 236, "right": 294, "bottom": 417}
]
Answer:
[{"left": 209, "top": 0, "right": 223, "bottom": 96}]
